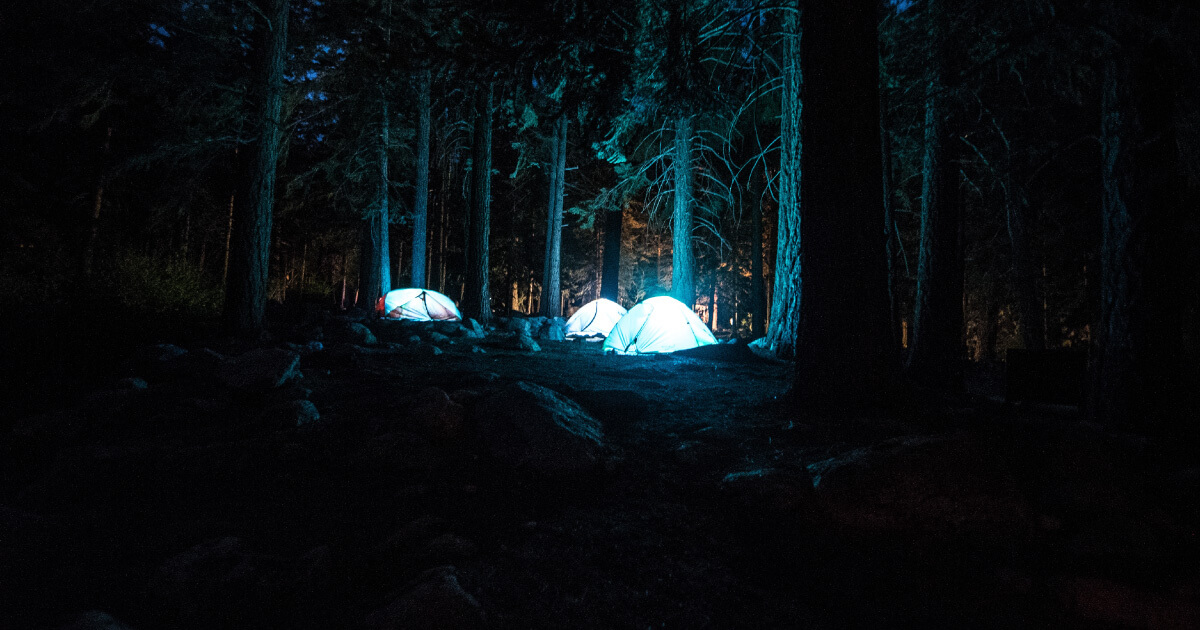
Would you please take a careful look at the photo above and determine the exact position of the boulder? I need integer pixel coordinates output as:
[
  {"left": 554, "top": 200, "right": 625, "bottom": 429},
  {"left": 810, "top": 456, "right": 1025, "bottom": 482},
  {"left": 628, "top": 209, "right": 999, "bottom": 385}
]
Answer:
[
  {"left": 366, "top": 566, "right": 485, "bottom": 630},
  {"left": 464, "top": 318, "right": 485, "bottom": 338},
  {"left": 504, "top": 318, "right": 531, "bottom": 335},
  {"left": 59, "top": 610, "right": 136, "bottom": 630},
  {"left": 722, "top": 467, "right": 817, "bottom": 522},
  {"left": 411, "top": 387, "right": 465, "bottom": 441},
  {"left": 148, "top": 536, "right": 260, "bottom": 617},
  {"left": 428, "top": 331, "right": 451, "bottom": 344},
  {"left": 268, "top": 399, "right": 321, "bottom": 429},
  {"left": 807, "top": 433, "right": 1033, "bottom": 538},
  {"left": 537, "top": 318, "right": 566, "bottom": 341},
  {"left": 476, "top": 381, "right": 605, "bottom": 475},
  {"left": 330, "top": 321, "right": 377, "bottom": 345},
  {"left": 218, "top": 348, "right": 301, "bottom": 394}
]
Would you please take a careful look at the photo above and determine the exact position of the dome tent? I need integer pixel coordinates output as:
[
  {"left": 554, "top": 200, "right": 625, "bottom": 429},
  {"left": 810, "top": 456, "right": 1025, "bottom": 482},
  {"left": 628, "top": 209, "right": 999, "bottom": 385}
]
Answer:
[
  {"left": 602, "top": 296, "right": 718, "bottom": 355},
  {"left": 378, "top": 288, "right": 462, "bottom": 321},
  {"left": 565, "top": 298, "right": 628, "bottom": 339}
]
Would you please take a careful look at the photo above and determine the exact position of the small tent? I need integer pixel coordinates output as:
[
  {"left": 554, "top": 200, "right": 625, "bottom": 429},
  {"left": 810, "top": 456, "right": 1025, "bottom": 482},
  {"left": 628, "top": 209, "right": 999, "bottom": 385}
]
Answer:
[
  {"left": 378, "top": 288, "right": 462, "bottom": 321},
  {"left": 565, "top": 298, "right": 628, "bottom": 339},
  {"left": 602, "top": 295, "right": 718, "bottom": 355}
]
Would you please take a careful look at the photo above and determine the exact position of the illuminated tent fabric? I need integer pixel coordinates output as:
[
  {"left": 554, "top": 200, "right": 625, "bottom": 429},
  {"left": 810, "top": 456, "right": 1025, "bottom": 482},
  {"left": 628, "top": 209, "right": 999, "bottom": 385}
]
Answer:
[
  {"left": 565, "top": 298, "right": 628, "bottom": 339},
  {"left": 378, "top": 288, "right": 462, "bottom": 321},
  {"left": 602, "top": 295, "right": 718, "bottom": 355}
]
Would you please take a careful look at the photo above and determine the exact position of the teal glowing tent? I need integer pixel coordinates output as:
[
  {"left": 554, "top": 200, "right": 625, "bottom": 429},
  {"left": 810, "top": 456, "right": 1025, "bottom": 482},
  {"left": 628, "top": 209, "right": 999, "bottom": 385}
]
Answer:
[{"left": 602, "top": 296, "right": 718, "bottom": 355}]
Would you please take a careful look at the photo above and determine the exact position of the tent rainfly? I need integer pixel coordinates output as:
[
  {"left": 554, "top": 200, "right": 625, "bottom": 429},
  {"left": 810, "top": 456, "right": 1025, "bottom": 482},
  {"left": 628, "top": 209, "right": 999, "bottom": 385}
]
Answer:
[
  {"left": 602, "top": 295, "right": 718, "bottom": 355},
  {"left": 378, "top": 288, "right": 462, "bottom": 321},
  {"left": 565, "top": 298, "right": 628, "bottom": 339}
]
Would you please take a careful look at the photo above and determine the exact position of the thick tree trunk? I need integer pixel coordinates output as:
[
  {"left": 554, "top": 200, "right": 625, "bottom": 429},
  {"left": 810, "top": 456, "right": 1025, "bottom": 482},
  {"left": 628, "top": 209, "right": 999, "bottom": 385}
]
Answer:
[
  {"left": 222, "top": 191, "right": 235, "bottom": 284},
  {"left": 541, "top": 115, "right": 567, "bottom": 317},
  {"left": 359, "top": 97, "right": 392, "bottom": 308},
  {"left": 1090, "top": 44, "right": 1194, "bottom": 435},
  {"left": 671, "top": 114, "right": 696, "bottom": 306},
  {"left": 600, "top": 206, "right": 622, "bottom": 302},
  {"left": 765, "top": 1, "right": 802, "bottom": 359},
  {"left": 1007, "top": 194, "right": 1044, "bottom": 350},
  {"left": 411, "top": 68, "right": 431, "bottom": 288},
  {"left": 748, "top": 169, "right": 766, "bottom": 338},
  {"left": 905, "top": 0, "right": 964, "bottom": 391},
  {"left": 222, "top": 0, "right": 288, "bottom": 337},
  {"left": 881, "top": 89, "right": 900, "bottom": 350},
  {"left": 792, "top": 0, "right": 897, "bottom": 410},
  {"left": 462, "top": 83, "right": 493, "bottom": 325}
]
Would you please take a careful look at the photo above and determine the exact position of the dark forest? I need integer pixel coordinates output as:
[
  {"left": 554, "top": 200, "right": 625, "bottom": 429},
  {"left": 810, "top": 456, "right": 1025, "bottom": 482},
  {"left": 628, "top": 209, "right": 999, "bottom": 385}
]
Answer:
[{"left": 2, "top": 1, "right": 1198, "bottom": 628}]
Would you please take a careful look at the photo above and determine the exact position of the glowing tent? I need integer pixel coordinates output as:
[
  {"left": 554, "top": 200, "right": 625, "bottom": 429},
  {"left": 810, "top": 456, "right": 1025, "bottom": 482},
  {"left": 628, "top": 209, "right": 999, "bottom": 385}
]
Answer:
[
  {"left": 602, "top": 296, "right": 718, "bottom": 355},
  {"left": 378, "top": 288, "right": 462, "bottom": 321},
  {"left": 565, "top": 298, "right": 628, "bottom": 339}
]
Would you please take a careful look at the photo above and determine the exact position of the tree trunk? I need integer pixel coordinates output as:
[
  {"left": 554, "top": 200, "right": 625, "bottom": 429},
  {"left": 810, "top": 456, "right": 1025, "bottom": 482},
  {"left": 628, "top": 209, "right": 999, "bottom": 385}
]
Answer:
[
  {"left": 411, "top": 68, "right": 431, "bottom": 288},
  {"left": 881, "top": 88, "right": 900, "bottom": 350},
  {"left": 222, "top": 0, "right": 288, "bottom": 338},
  {"left": 792, "top": 0, "right": 898, "bottom": 410},
  {"left": 765, "top": 1, "right": 802, "bottom": 358},
  {"left": 748, "top": 169, "right": 766, "bottom": 338},
  {"left": 462, "top": 82, "right": 493, "bottom": 325},
  {"left": 82, "top": 126, "right": 112, "bottom": 276},
  {"left": 671, "top": 114, "right": 695, "bottom": 306},
  {"left": 1090, "top": 39, "right": 1195, "bottom": 435},
  {"left": 600, "top": 205, "right": 622, "bottom": 303},
  {"left": 1007, "top": 194, "right": 1044, "bottom": 350},
  {"left": 905, "top": 0, "right": 964, "bottom": 391},
  {"left": 541, "top": 115, "right": 567, "bottom": 317},
  {"left": 359, "top": 96, "right": 392, "bottom": 308}
]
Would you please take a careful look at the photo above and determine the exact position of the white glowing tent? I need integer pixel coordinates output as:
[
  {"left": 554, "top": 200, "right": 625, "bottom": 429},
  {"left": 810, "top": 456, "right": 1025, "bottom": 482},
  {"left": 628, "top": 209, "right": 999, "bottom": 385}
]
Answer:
[
  {"left": 602, "top": 295, "right": 718, "bottom": 355},
  {"left": 378, "top": 288, "right": 462, "bottom": 321},
  {"left": 565, "top": 298, "right": 628, "bottom": 339}
]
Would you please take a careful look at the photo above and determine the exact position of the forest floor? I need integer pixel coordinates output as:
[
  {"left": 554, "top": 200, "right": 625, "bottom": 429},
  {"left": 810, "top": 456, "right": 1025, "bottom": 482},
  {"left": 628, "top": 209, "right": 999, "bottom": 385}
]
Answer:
[{"left": 2, "top": 312, "right": 1199, "bottom": 629}]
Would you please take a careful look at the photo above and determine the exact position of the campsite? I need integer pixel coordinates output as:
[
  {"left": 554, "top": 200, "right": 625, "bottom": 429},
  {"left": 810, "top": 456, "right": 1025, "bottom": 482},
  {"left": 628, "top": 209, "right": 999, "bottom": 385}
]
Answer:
[{"left": 3, "top": 0, "right": 1200, "bottom": 628}]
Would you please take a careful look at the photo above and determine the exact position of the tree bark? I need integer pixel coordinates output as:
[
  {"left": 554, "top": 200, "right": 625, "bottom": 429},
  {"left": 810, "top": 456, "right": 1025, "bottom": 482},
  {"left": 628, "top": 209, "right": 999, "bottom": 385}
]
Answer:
[
  {"left": 1007, "top": 193, "right": 1044, "bottom": 350},
  {"left": 748, "top": 169, "right": 766, "bottom": 338},
  {"left": 905, "top": 0, "right": 964, "bottom": 391},
  {"left": 359, "top": 95, "right": 392, "bottom": 308},
  {"left": 462, "top": 82, "right": 493, "bottom": 325},
  {"left": 541, "top": 115, "right": 567, "bottom": 317},
  {"left": 791, "top": 0, "right": 898, "bottom": 410},
  {"left": 1090, "top": 38, "right": 1195, "bottom": 435},
  {"left": 222, "top": 0, "right": 288, "bottom": 338},
  {"left": 765, "top": 1, "right": 802, "bottom": 359},
  {"left": 411, "top": 68, "right": 431, "bottom": 288},
  {"left": 671, "top": 114, "right": 695, "bottom": 306}
]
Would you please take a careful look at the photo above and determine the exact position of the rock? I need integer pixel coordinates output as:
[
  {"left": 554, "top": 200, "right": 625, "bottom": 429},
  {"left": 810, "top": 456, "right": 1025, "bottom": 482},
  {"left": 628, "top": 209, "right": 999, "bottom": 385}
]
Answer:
[
  {"left": 416, "top": 344, "right": 444, "bottom": 357},
  {"left": 117, "top": 377, "right": 149, "bottom": 390},
  {"left": 330, "top": 321, "right": 377, "bottom": 345},
  {"left": 11, "top": 408, "right": 87, "bottom": 441},
  {"left": 139, "top": 343, "right": 188, "bottom": 364},
  {"left": 412, "top": 387, "right": 465, "bottom": 441},
  {"left": 366, "top": 566, "right": 485, "bottom": 630},
  {"left": 476, "top": 381, "right": 605, "bottom": 475},
  {"left": 218, "top": 348, "right": 302, "bottom": 394},
  {"left": 408, "top": 335, "right": 423, "bottom": 344},
  {"left": 537, "top": 318, "right": 566, "bottom": 341},
  {"left": 149, "top": 536, "right": 260, "bottom": 617},
  {"left": 464, "top": 318, "right": 485, "bottom": 338},
  {"left": 807, "top": 433, "right": 1033, "bottom": 538},
  {"left": 268, "top": 399, "right": 321, "bottom": 429},
  {"left": 59, "top": 610, "right": 136, "bottom": 630},
  {"left": 721, "top": 467, "right": 816, "bottom": 521},
  {"left": 471, "top": 346, "right": 487, "bottom": 354},
  {"left": 421, "top": 534, "right": 478, "bottom": 564},
  {"left": 504, "top": 318, "right": 531, "bottom": 335},
  {"left": 428, "top": 331, "right": 451, "bottom": 344},
  {"left": 514, "top": 333, "right": 540, "bottom": 352},
  {"left": 1057, "top": 576, "right": 1200, "bottom": 629},
  {"left": 353, "top": 432, "right": 439, "bottom": 474}
]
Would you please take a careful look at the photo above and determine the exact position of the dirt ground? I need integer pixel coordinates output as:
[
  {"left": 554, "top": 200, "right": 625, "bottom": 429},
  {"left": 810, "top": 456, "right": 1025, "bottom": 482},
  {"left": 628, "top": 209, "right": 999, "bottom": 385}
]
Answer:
[{"left": 2, "top": 322, "right": 1198, "bottom": 629}]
